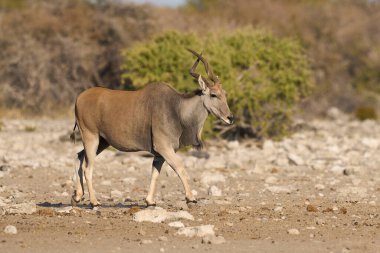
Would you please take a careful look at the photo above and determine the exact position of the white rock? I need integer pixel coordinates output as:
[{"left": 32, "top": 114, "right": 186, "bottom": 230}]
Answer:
[
  {"left": 158, "top": 236, "right": 168, "bottom": 241},
  {"left": 168, "top": 221, "right": 185, "bottom": 228},
  {"left": 361, "top": 138, "right": 379, "bottom": 149},
  {"left": 273, "top": 157, "right": 289, "bottom": 167},
  {"left": 141, "top": 239, "right": 152, "bottom": 244},
  {"left": 369, "top": 201, "right": 376, "bottom": 206},
  {"left": 337, "top": 187, "right": 368, "bottom": 198},
  {"left": 200, "top": 172, "right": 225, "bottom": 187},
  {"left": 263, "top": 140, "right": 276, "bottom": 153},
  {"left": 227, "top": 141, "right": 239, "bottom": 150},
  {"left": 4, "top": 225, "right": 17, "bottom": 234},
  {"left": 0, "top": 202, "right": 36, "bottom": 215},
  {"left": 288, "top": 153, "right": 304, "bottom": 166},
  {"left": 265, "top": 176, "right": 278, "bottom": 184},
  {"left": 330, "top": 165, "right": 345, "bottom": 175},
  {"left": 326, "top": 107, "right": 343, "bottom": 120},
  {"left": 110, "top": 190, "right": 123, "bottom": 199},
  {"left": 133, "top": 208, "right": 194, "bottom": 223},
  {"left": 315, "top": 184, "right": 325, "bottom": 190},
  {"left": 56, "top": 206, "right": 73, "bottom": 213},
  {"left": 266, "top": 185, "right": 294, "bottom": 194},
  {"left": 202, "top": 235, "right": 226, "bottom": 244},
  {"left": 177, "top": 225, "right": 215, "bottom": 238},
  {"left": 204, "top": 159, "right": 226, "bottom": 170},
  {"left": 287, "top": 228, "right": 300, "bottom": 235},
  {"left": 122, "top": 177, "right": 136, "bottom": 185},
  {"left": 101, "top": 180, "right": 112, "bottom": 186},
  {"left": 274, "top": 206, "right": 283, "bottom": 212},
  {"left": 208, "top": 185, "right": 222, "bottom": 197}
]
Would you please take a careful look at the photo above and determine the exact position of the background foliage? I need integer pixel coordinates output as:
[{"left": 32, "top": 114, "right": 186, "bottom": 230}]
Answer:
[
  {"left": 122, "top": 30, "right": 312, "bottom": 138},
  {"left": 0, "top": 0, "right": 379, "bottom": 138}
]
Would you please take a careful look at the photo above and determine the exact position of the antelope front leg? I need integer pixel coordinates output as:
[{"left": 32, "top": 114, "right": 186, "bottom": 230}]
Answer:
[
  {"left": 158, "top": 148, "right": 196, "bottom": 203},
  {"left": 145, "top": 156, "right": 165, "bottom": 206}
]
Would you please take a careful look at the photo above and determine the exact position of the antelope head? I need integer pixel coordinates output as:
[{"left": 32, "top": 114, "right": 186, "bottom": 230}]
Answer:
[{"left": 187, "top": 48, "right": 234, "bottom": 125}]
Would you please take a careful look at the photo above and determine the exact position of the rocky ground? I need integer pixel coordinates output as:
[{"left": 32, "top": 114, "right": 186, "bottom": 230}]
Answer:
[{"left": 0, "top": 108, "right": 379, "bottom": 253}]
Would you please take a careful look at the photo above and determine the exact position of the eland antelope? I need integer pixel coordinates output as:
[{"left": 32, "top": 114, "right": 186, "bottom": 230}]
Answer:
[{"left": 71, "top": 49, "right": 234, "bottom": 207}]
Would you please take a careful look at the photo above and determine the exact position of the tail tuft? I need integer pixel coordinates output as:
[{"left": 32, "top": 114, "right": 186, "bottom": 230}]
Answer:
[{"left": 70, "top": 122, "right": 78, "bottom": 143}]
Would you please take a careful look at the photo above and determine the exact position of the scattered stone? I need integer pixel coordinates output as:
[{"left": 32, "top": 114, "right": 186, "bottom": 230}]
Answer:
[
  {"left": 177, "top": 225, "right": 215, "bottom": 238},
  {"left": 266, "top": 185, "right": 294, "bottom": 194},
  {"left": 158, "top": 236, "right": 168, "bottom": 242},
  {"left": 337, "top": 187, "right": 368, "bottom": 198},
  {"left": 330, "top": 165, "right": 345, "bottom": 175},
  {"left": 339, "top": 207, "right": 347, "bottom": 214},
  {"left": 202, "top": 235, "right": 226, "bottom": 244},
  {"left": 208, "top": 185, "right": 222, "bottom": 197},
  {"left": 174, "top": 201, "right": 189, "bottom": 211},
  {"left": 141, "top": 239, "right": 152, "bottom": 244},
  {"left": 213, "top": 200, "right": 231, "bottom": 205},
  {"left": 0, "top": 164, "right": 11, "bottom": 172},
  {"left": 287, "top": 228, "right": 300, "bottom": 235},
  {"left": 168, "top": 221, "right": 185, "bottom": 228},
  {"left": 369, "top": 201, "right": 376, "bottom": 206},
  {"left": 4, "top": 225, "right": 17, "bottom": 235},
  {"left": 200, "top": 172, "right": 225, "bottom": 187},
  {"left": 0, "top": 202, "right": 37, "bottom": 215},
  {"left": 274, "top": 206, "right": 283, "bottom": 212},
  {"left": 101, "top": 180, "right": 112, "bottom": 186},
  {"left": 122, "top": 177, "right": 136, "bottom": 185},
  {"left": 315, "top": 218, "right": 325, "bottom": 225},
  {"left": 110, "top": 190, "right": 123, "bottom": 199},
  {"left": 288, "top": 153, "right": 304, "bottom": 166},
  {"left": 315, "top": 184, "right": 325, "bottom": 190},
  {"left": 263, "top": 140, "right": 276, "bottom": 153},
  {"left": 361, "top": 138, "right": 379, "bottom": 149},
  {"left": 227, "top": 140, "right": 239, "bottom": 150},
  {"left": 306, "top": 204, "right": 318, "bottom": 212},
  {"left": 56, "top": 206, "right": 73, "bottom": 214},
  {"left": 133, "top": 207, "right": 194, "bottom": 223},
  {"left": 326, "top": 107, "right": 343, "bottom": 120},
  {"left": 265, "top": 176, "right": 278, "bottom": 184}
]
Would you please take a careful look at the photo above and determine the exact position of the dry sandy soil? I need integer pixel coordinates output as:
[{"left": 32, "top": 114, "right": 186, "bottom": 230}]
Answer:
[{"left": 0, "top": 109, "right": 379, "bottom": 253}]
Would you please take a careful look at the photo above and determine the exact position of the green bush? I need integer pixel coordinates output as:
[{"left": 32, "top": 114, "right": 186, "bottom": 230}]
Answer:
[
  {"left": 121, "top": 29, "right": 312, "bottom": 139},
  {"left": 355, "top": 106, "right": 377, "bottom": 121}
]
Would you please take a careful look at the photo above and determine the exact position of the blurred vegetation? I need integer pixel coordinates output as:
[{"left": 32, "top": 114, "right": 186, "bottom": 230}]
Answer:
[
  {"left": 122, "top": 30, "right": 312, "bottom": 139},
  {"left": 0, "top": 0, "right": 379, "bottom": 138},
  {"left": 355, "top": 106, "right": 377, "bottom": 121},
  {"left": 0, "top": 0, "right": 156, "bottom": 112}
]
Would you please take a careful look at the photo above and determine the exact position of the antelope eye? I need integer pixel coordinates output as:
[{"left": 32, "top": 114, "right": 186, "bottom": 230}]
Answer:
[{"left": 210, "top": 93, "right": 217, "bottom": 98}]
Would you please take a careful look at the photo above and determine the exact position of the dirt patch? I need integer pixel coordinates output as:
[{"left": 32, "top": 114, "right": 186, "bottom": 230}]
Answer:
[{"left": 0, "top": 117, "right": 379, "bottom": 252}]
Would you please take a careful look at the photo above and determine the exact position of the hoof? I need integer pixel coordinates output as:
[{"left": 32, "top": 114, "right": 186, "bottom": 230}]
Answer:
[
  {"left": 90, "top": 202, "right": 101, "bottom": 209},
  {"left": 71, "top": 196, "right": 81, "bottom": 207},
  {"left": 145, "top": 200, "right": 156, "bottom": 207},
  {"left": 186, "top": 198, "right": 197, "bottom": 204}
]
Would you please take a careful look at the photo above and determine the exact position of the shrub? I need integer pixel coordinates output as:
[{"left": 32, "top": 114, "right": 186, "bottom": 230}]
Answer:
[
  {"left": 355, "top": 106, "right": 377, "bottom": 121},
  {"left": 121, "top": 29, "right": 312, "bottom": 139}
]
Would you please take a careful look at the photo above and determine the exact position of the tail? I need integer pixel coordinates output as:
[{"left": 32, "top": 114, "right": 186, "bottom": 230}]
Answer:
[{"left": 70, "top": 122, "right": 78, "bottom": 144}]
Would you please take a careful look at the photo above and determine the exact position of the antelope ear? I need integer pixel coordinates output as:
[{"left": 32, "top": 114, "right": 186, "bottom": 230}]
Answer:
[{"left": 198, "top": 76, "right": 209, "bottom": 93}]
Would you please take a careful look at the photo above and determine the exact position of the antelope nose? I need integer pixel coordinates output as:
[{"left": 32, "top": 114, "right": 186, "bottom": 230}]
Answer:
[{"left": 227, "top": 115, "right": 234, "bottom": 124}]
